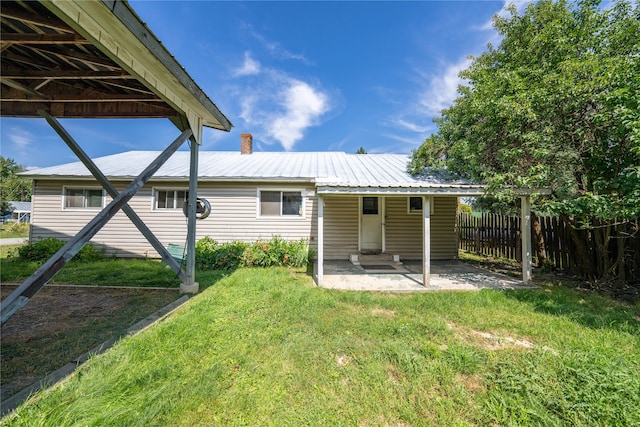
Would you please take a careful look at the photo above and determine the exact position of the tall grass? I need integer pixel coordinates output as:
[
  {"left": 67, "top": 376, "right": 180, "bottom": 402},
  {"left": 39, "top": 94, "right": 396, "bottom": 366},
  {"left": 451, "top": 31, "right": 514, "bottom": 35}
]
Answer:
[{"left": 4, "top": 268, "right": 638, "bottom": 426}]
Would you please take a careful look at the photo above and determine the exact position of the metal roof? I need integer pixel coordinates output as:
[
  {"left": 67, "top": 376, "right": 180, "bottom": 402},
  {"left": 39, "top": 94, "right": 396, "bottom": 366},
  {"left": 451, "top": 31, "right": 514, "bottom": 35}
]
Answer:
[
  {"left": 7, "top": 201, "right": 31, "bottom": 213},
  {"left": 1, "top": 0, "right": 232, "bottom": 132},
  {"left": 22, "top": 151, "right": 488, "bottom": 195}
]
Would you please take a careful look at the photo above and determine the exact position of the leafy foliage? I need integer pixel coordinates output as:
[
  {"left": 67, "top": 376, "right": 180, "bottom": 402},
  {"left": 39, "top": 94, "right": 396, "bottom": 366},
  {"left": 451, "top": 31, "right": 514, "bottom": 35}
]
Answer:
[
  {"left": 196, "top": 235, "right": 312, "bottom": 270},
  {"left": 18, "top": 238, "right": 104, "bottom": 262},
  {"left": 410, "top": 0, "right": 640, "bottom": 220},
  {"left": 0, "top": 156, "right": 31, "bottom": 204},
  {"left": 410, "top": 0, "right": 640, "bottom": 284}
]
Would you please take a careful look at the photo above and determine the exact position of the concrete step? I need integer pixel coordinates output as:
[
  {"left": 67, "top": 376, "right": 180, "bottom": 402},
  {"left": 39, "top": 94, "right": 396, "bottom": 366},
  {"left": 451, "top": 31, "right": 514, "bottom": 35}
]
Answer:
[{"left": 350, "top": 253, "right": 401, "bottom": 265}]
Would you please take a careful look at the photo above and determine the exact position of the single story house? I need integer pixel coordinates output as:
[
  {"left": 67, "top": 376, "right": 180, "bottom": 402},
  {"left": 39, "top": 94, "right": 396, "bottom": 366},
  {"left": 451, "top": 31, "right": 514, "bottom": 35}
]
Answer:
[
  {"left": 7, "top": 202, "right": 32, "bottom": 223},
  {"left": 22, "top": 134, "right": 536, "bottom": 285}
]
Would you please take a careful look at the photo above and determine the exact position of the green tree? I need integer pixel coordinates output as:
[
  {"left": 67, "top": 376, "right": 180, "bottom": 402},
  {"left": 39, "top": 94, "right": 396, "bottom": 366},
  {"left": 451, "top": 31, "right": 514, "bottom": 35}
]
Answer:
[
  {"left": 411, "top": 0, "right": 640, "bottom": 283},
  {"left": 355, "top": 147, "right": 367, "bottom": 154},
  {"left": 0, "top": 156, "right": 31, "bottom": 203}
]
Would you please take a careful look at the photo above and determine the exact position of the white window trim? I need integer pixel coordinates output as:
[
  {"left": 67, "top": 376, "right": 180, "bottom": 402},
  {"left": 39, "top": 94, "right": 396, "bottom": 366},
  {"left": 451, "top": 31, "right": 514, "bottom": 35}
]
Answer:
[
  {"left": 256, "top": 188, "right": 306, "bottom": 220},
  {"left": 152, "top": 187, "right": 189, "bottom": 212},
  {"left": 407, "top": 196, "right": 434, "bottom": 215},
  {"left": 62, "top": 186, "right": 105, "bottom": 210}
]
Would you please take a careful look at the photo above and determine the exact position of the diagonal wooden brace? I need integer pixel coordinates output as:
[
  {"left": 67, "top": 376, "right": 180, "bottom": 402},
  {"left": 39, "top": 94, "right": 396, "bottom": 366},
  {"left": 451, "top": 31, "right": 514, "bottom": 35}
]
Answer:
[
  {"left": 1, "top": 128, "right": 192, "bottom": 326},
  {"left": 37, "top": 110, "right": 188, "bottom": 282}
]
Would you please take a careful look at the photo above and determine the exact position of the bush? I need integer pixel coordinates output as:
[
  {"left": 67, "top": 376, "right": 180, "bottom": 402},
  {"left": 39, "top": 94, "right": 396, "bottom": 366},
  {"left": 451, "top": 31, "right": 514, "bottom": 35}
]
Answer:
[
  {"left": 6, "top": 222, "right": 29, "bottom": 234},
  {"left": 196, "top": 235, "right": 311, "bottom": 270},
  {"left": 196, "top": 237, "right": 247, "bottom": 271},
  {"left": 18, "top": 237, "right": 104, "bottom": 262}
]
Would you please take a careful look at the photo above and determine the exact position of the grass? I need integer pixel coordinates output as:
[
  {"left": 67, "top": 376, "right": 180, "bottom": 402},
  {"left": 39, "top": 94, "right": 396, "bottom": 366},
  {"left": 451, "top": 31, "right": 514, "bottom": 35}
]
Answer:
[
  {"left": 0, "top": 224, "right": 29, "bottom": 239},
  {"left": 3, "top": 267, "right": 638, "bottom": 426},
  {"left": 0, "top": 285, "right": 181, "bottom": 400},
  {"left": 1, "top": 255, "right": 184, "bottom": 288}
]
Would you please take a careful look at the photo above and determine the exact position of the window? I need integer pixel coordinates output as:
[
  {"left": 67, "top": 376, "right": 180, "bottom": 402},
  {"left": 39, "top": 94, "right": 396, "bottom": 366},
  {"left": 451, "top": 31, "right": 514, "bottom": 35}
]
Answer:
[
  {"left": 362, "top": 197, "right": 379, "bottom": 215},
  {"left": 155, "top": 189, "right": 187, "bottom": 210},
  {"left": 64, "top": 188, "right": 103, "bottom": 209},
  {"left": 259, "top": 190, "right": 303, "bottom": 217},
  {"left": 408, "top": 196, "right": 422, "bottom": 213},
  {"left": 408, "top": 196, "right": 434, "bottom": 214}
]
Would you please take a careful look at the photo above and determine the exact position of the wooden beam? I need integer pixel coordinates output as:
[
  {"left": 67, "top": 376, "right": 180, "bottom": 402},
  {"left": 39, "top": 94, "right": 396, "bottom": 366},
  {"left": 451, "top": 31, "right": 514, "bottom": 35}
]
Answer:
[
  {"left": 1, "top": 87, "right": 162, "bottom": 102},
  {"left": 521, "top": 196, "right": 532, "bottom": 284},
  {"left": 0, "top": 33, "right": 91, "bottom": 44},
  {"left": 38, "top": 110, "right": 189, "bottom": 283},
  {"left": 0, "top": 77, "right": 46, "bottom": 98},
  {"left": 0, "top": 68, "right": 135, "bottom": 80},
  {"left": 0, "top": 5, "right": 74, "bottom": 32},
  {"left": 30, "top": 45, "right": 120, "bottom": 68},
  {"left": 0, "top": 101, "right": 177, "bottom": 118},
  {"left": 0, "top": 128, "right": 193, "bottom": 326}
]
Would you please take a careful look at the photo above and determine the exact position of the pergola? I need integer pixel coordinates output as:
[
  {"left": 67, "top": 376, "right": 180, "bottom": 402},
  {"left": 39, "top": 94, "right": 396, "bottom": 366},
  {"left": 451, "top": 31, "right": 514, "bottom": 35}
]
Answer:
[{"left": 1, "top": 0, "right": 232, "bottom": 325}]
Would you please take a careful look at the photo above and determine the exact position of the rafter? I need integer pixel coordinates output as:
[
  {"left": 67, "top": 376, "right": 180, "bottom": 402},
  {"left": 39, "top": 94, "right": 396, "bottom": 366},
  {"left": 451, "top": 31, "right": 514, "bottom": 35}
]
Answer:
[
  {"left": 29, "top": 45, "right": 121, "bottom": 68},
  {"left": 0, "top": 68, "right": 136, "bottom": 80},
  {"left": 0, "top": 100, "right": 177, "bottom": 118},
  {"left": 0, "top": 5, "right": 74, "bottom": 32},
  {"left": 0, "top": 33, "right": 92, "bottom": 44}
]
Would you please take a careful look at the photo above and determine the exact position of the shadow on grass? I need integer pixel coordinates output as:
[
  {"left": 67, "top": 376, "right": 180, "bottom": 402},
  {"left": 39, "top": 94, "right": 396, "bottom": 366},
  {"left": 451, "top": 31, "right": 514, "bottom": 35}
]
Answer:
[{"left": 503, "top": 284, "right": 640, "bottom": 335}]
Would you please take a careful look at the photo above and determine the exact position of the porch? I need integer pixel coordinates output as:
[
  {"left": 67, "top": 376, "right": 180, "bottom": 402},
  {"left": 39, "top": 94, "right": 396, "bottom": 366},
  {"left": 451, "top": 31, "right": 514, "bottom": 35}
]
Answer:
[{"left": 317, "top": 259, "right": 537, "bottom": 292}]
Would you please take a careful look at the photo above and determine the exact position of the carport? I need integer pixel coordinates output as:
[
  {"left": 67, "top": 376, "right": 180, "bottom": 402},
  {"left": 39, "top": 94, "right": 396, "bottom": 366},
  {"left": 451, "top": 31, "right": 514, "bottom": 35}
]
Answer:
[{"left": 1, "top": 0, "right": 232, "bottom": 325}]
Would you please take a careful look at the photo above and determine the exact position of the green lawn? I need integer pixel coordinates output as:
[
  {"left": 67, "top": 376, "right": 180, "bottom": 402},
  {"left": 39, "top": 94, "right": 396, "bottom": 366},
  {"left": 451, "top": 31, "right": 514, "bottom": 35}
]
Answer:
[
  {"left": 3, "top": 268, "right": 638, "bottom": 426},
  {"left": 0, "top": 223, "right": 29, "bottom": 239}
]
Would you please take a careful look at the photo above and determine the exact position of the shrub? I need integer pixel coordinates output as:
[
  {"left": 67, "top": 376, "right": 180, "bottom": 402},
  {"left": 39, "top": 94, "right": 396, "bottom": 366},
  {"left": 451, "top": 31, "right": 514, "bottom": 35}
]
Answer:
[
  {"left": 196, "top": 235, "right": 311, "bottom": 270},
  {"left": 18, "top": 237, "right": 104, "bottom": 262},
  {"left": 196, "top": 237, "right": 247, "bottom": 271},
  {"left": 6, "top": 222, "right": 29, "bottom": 234}
]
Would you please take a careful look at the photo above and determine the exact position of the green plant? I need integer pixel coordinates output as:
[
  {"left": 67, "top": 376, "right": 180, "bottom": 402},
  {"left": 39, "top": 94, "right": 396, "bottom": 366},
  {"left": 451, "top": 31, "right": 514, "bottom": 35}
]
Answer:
[
  {"left": 196, "top": 236, "right": 310, "bottom": 270},
  {"left": 6, "top": 221, "right": 29, "bottom": 234},
  {"left": 196, "top": 237, "right": 248, "bottom": 271},
  {"left": 17, "top": 238, "right": 103, "bottom": 263}
]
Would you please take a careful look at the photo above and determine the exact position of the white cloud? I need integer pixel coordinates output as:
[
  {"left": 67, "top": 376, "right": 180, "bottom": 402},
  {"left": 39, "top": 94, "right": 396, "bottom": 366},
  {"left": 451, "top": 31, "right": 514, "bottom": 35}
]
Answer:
[
  {"left": 9, "top": 127, "right": 32, "bottom": 151},
  {"left": 480, "top": 1, "right": 531, "bottom": 31},
  {"left": 268, "top": 80, "right": 329, "bottom": 151},
  {"left": 233, "top": 51, "right": 261, "bottom": 77},
  {"left": 419, "top": 58, "right": 471, "bottom": 117},
  {"left": 393, "top": 118, "right": 431, "bottom": 134},
  {"left": 234, "top": 72, "right": 330, "bottom": 151}
]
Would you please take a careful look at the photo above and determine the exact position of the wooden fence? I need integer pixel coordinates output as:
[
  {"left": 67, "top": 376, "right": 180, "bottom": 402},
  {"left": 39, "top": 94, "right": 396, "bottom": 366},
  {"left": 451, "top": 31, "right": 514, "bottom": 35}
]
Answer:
[{"left": 457, "top": 213, "right": 640, "bottom": 284}]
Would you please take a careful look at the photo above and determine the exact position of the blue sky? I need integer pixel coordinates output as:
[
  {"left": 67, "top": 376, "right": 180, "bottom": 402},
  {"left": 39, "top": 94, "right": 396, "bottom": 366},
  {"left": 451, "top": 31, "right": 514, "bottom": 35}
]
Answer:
[{"left": 1, "top": 1, "right": 525, "bottom": 168}]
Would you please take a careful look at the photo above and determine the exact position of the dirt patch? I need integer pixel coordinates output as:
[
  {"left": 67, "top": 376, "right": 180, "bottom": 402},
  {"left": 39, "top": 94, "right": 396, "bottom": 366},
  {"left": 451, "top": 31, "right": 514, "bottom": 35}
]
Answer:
[{"left": 1, "top": 284, "right": 179, "bottom": 401}]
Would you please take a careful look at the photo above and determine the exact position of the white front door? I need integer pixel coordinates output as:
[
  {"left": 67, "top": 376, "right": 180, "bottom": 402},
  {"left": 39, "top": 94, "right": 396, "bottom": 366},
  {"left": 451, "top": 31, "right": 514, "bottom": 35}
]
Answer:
[{"left": 360, "top": 196, "right": 382, "bottom": 253}]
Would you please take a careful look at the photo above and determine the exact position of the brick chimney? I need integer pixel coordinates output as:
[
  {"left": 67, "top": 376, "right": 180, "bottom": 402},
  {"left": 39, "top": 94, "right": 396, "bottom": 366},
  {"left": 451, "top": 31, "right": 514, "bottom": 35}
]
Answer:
[{"left": 241, "top": 133, "right": 253, "bottom": 154}]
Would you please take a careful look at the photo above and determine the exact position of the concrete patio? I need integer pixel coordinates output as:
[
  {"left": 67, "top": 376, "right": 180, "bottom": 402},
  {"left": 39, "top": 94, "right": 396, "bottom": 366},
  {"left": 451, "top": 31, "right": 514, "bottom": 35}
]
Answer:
[{"left": 318, "top": 260, "right": 538, "bottom": 292}]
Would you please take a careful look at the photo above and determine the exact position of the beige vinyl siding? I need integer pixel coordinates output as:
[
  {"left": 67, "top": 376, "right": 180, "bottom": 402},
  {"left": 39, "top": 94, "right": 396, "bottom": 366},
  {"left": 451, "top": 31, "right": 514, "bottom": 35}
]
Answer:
[
  {"left": 385, "top": 196, "right": 458, "bottom": 260},
  {"left": 31, "top": 180, "right": 317, "bottom": 257},
  {"left": 323, "top": 196, "right": 359, "bottom": 259}
]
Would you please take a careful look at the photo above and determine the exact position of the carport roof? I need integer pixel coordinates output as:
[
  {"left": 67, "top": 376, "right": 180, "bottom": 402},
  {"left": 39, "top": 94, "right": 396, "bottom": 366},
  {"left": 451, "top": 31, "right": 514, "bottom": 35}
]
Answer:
[
  {"left": 21, "top": 150, "right": 490, "bottom": 195},
  {"left": 0, "top": 0, "right": 232, "bottom": 132}
]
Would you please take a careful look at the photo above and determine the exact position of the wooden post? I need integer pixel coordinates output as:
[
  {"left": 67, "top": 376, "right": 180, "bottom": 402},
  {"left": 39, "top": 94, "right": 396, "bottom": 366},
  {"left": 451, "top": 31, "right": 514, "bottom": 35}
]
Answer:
[
  {"left": 0, "top": 129, "right": 192, "bottom": 326},
  {"left": 182, "top": 126, "right": 201, "bottom": 294},
  {"left": 521, "top": 195, "right": 532, "bottom": 284},
  {"left": 317, "top": 195, "right": 324, "bottom": 285},
  {"left": 37, "top": 110, "right": 188, "bottom": 282},
  {"left": 423, "top": 196, "right": 431, "bottom": 286}
]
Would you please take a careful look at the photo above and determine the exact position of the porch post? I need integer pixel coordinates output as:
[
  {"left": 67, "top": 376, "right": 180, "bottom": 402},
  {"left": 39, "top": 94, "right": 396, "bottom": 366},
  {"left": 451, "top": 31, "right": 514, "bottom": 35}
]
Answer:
[
  {"left": 423, "top": 195, "right": 431, "bottom": 286},
  {"left": 317, "top": 194, "right": 324, "bottom": 285},
  {"left": 182, "top": 130, "right": 200, "bottom": 294},
  {"left": 521, "top": 195, "right": 532, "bottom": 284}
]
